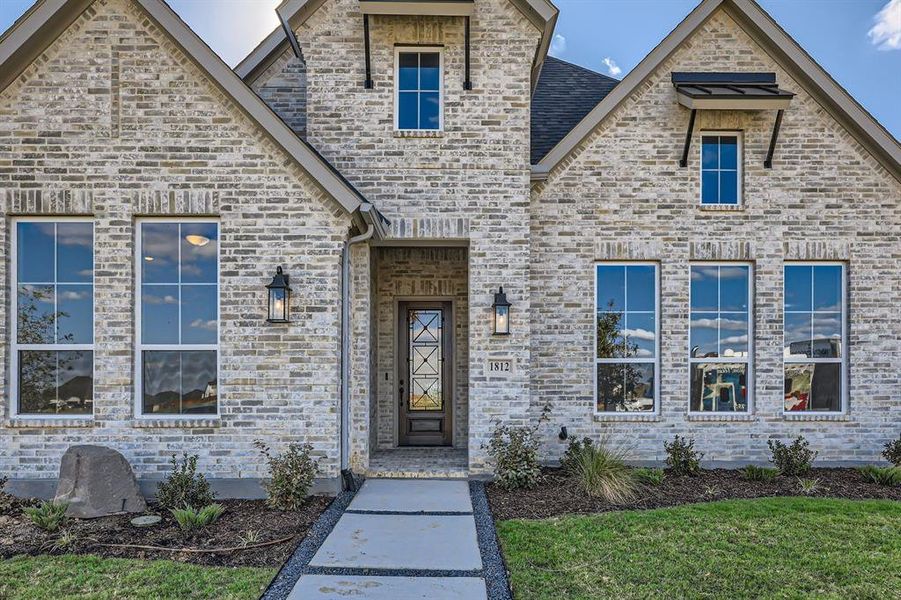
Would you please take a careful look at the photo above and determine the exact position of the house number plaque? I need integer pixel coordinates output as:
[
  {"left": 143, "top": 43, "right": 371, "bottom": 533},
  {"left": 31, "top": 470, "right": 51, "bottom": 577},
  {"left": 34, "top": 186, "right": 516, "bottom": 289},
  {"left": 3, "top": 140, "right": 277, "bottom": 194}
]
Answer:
[{"left": 485, "top": 357, "right": 515, "bottom": 377}]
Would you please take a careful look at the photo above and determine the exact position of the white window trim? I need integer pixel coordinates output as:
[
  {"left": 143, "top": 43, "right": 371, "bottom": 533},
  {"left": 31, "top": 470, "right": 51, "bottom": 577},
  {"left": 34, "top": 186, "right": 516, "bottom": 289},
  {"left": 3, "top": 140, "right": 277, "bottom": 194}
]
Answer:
[
  {"left": 394, "top": 46, "right": 444, "bottom": 132},
  {"left": 782, "top": 261, "right": 848, "bottom": 416},
  {"left": 10, "top": 217, "right": 95, "bottom": 420},
  {"left": 593, "top": 262, "right": 661, "bottom": 417},
  {"left": 134, "top": 218, "right": 220, "bottom": 419},
  {"left": 688, "top": 262, "right": 755, "bottom": 414},
  {"left": 699, "top": 130, "right": 742, "bottom": 205}
]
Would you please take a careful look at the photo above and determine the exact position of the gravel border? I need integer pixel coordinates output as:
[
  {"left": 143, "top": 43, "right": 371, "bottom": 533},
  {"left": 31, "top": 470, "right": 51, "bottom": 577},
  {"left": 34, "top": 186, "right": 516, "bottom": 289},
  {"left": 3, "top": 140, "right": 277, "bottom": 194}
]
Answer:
[
  {"left": 470, "top": 480, "right": 513, "bottom": 600},
  {"left": 260, "top": 489, "right": 356, "bottom": 600}
]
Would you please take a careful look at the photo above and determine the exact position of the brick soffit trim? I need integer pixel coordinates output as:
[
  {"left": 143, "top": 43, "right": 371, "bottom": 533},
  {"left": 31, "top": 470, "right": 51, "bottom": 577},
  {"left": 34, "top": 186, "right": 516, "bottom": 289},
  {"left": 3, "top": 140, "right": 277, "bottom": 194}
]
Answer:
[
  {"left": 0, "top": 0, "right": 375, "bottom": 219},
  {"left": 532, "top": 0, "right": 901, "bottom": 182}
]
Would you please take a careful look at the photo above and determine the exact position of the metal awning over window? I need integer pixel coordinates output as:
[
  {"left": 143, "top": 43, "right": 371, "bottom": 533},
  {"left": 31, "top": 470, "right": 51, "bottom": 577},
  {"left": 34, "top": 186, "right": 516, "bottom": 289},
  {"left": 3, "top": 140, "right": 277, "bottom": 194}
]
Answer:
[
  {"left": 673, "top": 72, "right": 794, "bottom": 169},
  {"left": 359, "top": 0, "right": 474, "bottom": 16},
  {"left": 672, "top": 72, "right": 794, "bottom": 110}
]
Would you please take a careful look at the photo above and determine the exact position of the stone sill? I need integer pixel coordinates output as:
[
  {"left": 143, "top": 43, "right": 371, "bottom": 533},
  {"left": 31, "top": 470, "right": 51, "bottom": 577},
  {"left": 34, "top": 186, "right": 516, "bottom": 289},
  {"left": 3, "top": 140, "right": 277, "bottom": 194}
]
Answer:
[
  {"left": 131, "top": 418, "right": 221, "bottom": 429},
  {"left": 687, "top": 413, "right": 757, "bottom": 422},
  {"left": 698, "top": 203, "right": 745, "bottom": 211},
  {"left": 782, "top": 413, "right": 851, "bottom": 422},
  {"left": 593, "top": 413, "right": 660, "bottom": 423},
  {"left": 393, "top": 130, "right": 443, "bottom": 139},
  {"left": 5, "top": 418, "right": 95, "bottom": 428}
]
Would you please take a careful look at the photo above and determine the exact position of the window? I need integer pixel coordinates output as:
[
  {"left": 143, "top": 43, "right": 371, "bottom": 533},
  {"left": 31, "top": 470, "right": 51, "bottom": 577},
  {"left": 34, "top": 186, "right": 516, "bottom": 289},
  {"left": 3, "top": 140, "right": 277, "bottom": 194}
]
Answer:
[
  {"left": 595, "top": 263, "right": 658, "bottom": 413},
  {"left": 783, "top": 263, "right": 846, "bottom": 413},
  {"left": 395, "top": 48, "right": 442, "bottom": 131},
  {"left": 137, "top": 221, "right": 219, "bottom": 416},
  {"left": 701, "top": 132, "right": 741, "bottom": 205},
  {"left": 12, "top": 220, "right": 94, "bottom": 417},
  {"left": 689, "top": 264, "right": 752, "bottom": 412}
]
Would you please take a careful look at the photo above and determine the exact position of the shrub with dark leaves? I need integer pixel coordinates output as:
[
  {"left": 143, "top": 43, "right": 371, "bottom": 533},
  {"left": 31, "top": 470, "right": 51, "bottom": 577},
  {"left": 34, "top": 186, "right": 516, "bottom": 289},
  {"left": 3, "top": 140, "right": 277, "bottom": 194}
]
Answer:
[
  {"left": 664, "top": 435, "right": 703, "bottom": 476},
  {"left": 560, "top": 437, "right": 595, "bottom": 473},
  {"left": 882, "top": 434, "right": 901, "bottom": 467},
  {"left": 485, "top": 423, "right": 542, "bottom": 490},
  {"left": 156, "top": 453, "right": 215, "bottom": 510},
  {"left": 768, "top": 436, "right": 817, "bottom": 476},
  {"left": 254, "top": 440, "right": 319, "bottom": 511}
]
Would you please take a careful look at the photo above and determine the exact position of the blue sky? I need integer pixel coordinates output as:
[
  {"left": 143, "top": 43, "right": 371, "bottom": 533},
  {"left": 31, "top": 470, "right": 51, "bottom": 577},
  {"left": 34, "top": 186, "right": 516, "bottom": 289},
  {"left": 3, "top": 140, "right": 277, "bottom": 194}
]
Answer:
[{"left": 1, "top": 0, "right": 899, "bottom": 138}]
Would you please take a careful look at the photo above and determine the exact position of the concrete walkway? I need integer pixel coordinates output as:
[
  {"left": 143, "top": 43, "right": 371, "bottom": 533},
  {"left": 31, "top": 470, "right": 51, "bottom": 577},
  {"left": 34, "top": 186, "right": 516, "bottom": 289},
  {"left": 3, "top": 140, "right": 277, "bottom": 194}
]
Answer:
[{"left": 288, "top": 479, "right": 487, "bottom": 599}]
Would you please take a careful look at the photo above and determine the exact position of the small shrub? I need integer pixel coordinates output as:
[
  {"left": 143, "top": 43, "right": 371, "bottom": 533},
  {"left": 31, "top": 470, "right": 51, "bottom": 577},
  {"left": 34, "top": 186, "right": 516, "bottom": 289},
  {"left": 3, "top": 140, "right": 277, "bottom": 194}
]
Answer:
[
  {"left": 156, "top": 453, "right": 215, "bottom": 510},
  {"left": 45, "top": 530, "right": 78, "bottom": 553},
  {"left": 238, "top": 529, "right": 262, "bottom": 547},
  {"left": 24, "top": 501, "right": 69, "bottom": 532},
  {"left": 664, "top": 436, "right": 703, "bottom": 476},
  {"left": 565, "top": 439, "right": 637, "bottom": 503},
  {"left": 768, "top": 436, "right": 817, "bottom": 476},
  {"left": 484, "top": 423, "right": 541, "bottom": 490},
  {"left": 633, "top": 467, "right": 665, "bottom": 486},
  {"left": 882, "top": 434, "right": 901, "bottom": 467},
  {"left": 171, "top": 503, "right": 225, "bottom": 531},
  {"left": 742, "top": 465, "right": 779, "bottom": 482},
  {"left": 857, "top": 465, "right": 901, "bottom": 487},
  {"left": 560, "top": 437, "right": 595, "bottom": 473},
  {"left": 797, "top": 477, "right": 821, "bottom": 495},
  {"left": 703, "top": 484, "right": 721, "bottom": 498},
  {"left": 254, "top": 441, "right": 319, "bottom": 511}
]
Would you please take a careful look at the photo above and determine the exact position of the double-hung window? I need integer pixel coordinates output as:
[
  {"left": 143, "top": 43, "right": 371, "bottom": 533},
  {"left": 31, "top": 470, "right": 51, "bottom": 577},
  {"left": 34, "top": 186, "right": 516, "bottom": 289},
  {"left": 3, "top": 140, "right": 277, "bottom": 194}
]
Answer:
[
  {"left": 12, "top": 219, "right": 94, "bottom": 417},
  {"left": 689, "top": 263, "right": 753, "bottom": 412},
  {"left": 783, "top": 263, "right": 846, "bottom": 413},
  {"left": 395, "top": 48, "right": 442, "bottom": 131},
  {"left": 595, "top": 263, "right": 658, "bottom": 413},
  {"left": 137, "top": 220, "right": 219, "bottom": 416},
  {"left": 701, "top": 132, "right": 741, "bottom": 205}
]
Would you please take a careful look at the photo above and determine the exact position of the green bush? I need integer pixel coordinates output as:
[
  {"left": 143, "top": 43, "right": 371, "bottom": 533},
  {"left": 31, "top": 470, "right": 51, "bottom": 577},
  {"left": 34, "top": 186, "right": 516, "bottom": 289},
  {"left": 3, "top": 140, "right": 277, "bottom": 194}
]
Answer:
[
  {"left": 484, "top": 423, "right": 542, "bottom": 490},
  {"left": 24, "top": 501, "right": 69, "bottom": 532},
  {"left": 254, "top": 440, "right": 319, "bottom": 511},
  {"left": 742, "top": 465, "right": 779, "bottom": 482},
  {"left": 857, "top": 465, "right": 901, "bottom": 487},
  {"left": 560, "top": 437, "right": 595, "bottom": 473},
  {"left": 156, "top": 454, "right": 215, "bottom": 511},
  {"left": 768, "top": 436, "right": 817, "bottom": 476},
  {"left": 171, "top": 504, "right": 225, "bottom": 531},
  {"left": 633, "top": 467, "right": 665, "bottom": 486},
  {"left": 564, "top": 439, "right": 637, "bottom": 503},
  {"left": 882, "top": 434, "right": 901, "bottom": 467},
  {"left": 664, "top": 436, "right": 703, "bottom": 476}
]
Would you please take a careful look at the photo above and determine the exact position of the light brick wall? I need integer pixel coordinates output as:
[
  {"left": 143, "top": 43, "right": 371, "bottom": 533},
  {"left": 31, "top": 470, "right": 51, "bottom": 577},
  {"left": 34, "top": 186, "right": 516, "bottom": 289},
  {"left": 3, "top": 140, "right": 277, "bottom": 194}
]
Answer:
[
  {"left": 250, "top": 51, "right": 308, "bottom": 139},
  {"left": 0, "top": 0, "right": 352, "bottom": 481},
  {"left": 530, "top": 10, "right": 901, "bottom": 465},
  {"left": 373, "top": 247, "right": 470, "bottom": 450}
]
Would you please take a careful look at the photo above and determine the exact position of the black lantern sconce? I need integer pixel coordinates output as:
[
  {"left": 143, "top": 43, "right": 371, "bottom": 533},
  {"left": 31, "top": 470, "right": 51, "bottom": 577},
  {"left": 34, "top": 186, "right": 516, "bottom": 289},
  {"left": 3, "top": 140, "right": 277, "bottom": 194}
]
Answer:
[
  {"left": 492, "top": 287, "right": 511, "bottom": 335},
  {"left": 266, "top": 266, "right": 291, "bottom": 323}
]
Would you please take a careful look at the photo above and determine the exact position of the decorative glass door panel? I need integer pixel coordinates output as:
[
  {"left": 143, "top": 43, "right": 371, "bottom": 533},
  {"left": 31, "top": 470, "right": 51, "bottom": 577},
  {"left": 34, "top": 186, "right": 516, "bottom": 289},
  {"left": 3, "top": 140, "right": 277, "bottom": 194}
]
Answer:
[{"left": 409, "top": 309, "right": 443, "bottom": 411}]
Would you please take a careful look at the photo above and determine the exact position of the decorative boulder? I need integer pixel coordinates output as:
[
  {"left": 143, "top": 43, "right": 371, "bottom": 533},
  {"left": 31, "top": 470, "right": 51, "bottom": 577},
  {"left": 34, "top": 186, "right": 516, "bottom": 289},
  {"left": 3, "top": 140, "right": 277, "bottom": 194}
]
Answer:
[{"left": 54, "top": 445, "right": 146, "bottom": 518}]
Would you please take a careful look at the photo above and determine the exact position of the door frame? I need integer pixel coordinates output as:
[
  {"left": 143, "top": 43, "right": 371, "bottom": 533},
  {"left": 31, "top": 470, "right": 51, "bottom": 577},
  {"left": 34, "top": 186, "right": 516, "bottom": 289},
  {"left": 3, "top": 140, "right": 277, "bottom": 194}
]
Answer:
[{"left": 394, "top": 298, "right": 455, "bottom": 447}]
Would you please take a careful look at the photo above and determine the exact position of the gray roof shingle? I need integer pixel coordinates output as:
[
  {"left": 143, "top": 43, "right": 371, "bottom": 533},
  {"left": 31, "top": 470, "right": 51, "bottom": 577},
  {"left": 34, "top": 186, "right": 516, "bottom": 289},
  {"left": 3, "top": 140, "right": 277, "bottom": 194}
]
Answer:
[{"left": 531, "top": 56, "right": 618, "bottom": 164}]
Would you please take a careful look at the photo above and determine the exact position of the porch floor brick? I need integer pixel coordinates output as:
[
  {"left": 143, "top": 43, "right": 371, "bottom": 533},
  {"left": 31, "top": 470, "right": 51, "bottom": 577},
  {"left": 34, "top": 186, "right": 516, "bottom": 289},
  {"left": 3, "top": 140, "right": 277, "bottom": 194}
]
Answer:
[
  {"left": 347, "top": 479, "right": 472, "bottom": 513},
  {"left": 287, "top": 575, "right": 488, "bottom": 599}
]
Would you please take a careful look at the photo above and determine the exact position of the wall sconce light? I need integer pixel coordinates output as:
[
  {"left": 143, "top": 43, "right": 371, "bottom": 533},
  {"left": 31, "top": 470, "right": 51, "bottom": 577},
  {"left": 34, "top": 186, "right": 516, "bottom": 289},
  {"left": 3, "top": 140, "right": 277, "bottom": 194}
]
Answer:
[
  {"left": 492, "top": 286, "right": 511, "bottom": 335},
  {"left": 266, "top": 266, "right": 291, "bottom": 323}
]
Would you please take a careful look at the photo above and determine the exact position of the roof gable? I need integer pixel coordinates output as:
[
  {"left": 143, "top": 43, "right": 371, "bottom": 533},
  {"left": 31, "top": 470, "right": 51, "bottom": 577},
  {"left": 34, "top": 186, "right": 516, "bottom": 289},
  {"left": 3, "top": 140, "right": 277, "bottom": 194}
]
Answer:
[
  {"left": 533, "top": 0, "right": 900, "bottom": 182},
  {"left": 0, "top": 0, "right": 370, "bottom": 216}
]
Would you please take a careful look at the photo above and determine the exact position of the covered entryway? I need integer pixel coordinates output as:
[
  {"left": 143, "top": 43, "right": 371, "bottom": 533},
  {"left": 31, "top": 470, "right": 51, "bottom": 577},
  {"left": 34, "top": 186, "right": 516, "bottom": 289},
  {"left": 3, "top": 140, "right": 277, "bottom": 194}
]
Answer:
[{"left": 366, "top": 245, "right": 469, "bottom": 476}]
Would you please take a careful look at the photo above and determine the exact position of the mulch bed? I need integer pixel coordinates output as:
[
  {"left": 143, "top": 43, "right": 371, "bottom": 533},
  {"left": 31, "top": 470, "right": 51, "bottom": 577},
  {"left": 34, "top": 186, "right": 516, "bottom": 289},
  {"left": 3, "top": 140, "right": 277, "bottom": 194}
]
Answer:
[
  {"left": 487, "top": 467, "right": 901, "bottom": 521},
  {"left": 0, "top": 494, "right": 332, "bottom": 568}
]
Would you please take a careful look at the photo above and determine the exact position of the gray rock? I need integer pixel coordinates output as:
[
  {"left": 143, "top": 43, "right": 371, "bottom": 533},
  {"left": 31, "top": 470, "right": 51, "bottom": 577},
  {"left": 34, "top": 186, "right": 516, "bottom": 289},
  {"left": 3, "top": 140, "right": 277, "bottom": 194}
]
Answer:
[
  {"left": 54, "top": 445, "right": 146, "bottom": 518},
  {"left": 130, "top": 515, "right": 162, "bottom": 527}
]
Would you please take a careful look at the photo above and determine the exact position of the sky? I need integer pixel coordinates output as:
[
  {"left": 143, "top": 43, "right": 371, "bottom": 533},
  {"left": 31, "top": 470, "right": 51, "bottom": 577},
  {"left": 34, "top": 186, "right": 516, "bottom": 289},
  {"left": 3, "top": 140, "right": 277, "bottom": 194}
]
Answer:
[{"left": 0, "top": 0, "right": 899, "bottom": 138}]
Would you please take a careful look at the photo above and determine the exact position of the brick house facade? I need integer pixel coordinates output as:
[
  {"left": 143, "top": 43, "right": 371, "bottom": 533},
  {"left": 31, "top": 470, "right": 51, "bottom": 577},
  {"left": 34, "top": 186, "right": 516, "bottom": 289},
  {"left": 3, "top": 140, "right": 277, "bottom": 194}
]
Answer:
[{"left": 0, "top": 0, "right": 898, "bottom": 495}]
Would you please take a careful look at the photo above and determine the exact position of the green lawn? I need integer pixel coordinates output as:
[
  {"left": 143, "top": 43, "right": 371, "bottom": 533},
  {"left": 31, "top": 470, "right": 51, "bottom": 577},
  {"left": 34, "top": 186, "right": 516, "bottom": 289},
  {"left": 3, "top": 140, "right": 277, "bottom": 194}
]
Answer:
[
  {"left": 0, "top": 554, "right": 275, "bottom": 600},
  {"left": 497, "top": 497, "right": 901, "bottom": 600}
]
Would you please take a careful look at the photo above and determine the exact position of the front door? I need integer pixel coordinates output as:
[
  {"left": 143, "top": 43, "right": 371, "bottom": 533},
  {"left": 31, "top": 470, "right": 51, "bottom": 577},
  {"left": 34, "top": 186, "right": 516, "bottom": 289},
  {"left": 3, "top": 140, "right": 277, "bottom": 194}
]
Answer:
[{"left": 398, "top": 302, "right": 452, "bottom": 446}]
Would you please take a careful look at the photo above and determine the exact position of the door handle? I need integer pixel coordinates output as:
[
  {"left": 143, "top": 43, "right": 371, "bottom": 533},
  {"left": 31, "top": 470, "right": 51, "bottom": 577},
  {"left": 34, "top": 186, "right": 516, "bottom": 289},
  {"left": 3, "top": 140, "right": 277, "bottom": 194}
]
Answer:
[{"left": 398, "top": 379, "right": 404, "bottom": 406}]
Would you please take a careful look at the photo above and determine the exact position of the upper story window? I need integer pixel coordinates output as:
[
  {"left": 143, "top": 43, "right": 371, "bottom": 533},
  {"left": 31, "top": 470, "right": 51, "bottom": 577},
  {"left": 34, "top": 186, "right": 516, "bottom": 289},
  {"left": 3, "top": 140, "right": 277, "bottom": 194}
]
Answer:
[
  {"left": 783, "top": 263, "right": 846, "bottom": 413},
  {"left": 137, "top": 220, "right": 219, "bottom": 417},
  {"left": 395, "top": 48, "right": 442, "bottom": 131},
  {"left": 701, "top": 132, "right": 741, "bottom": 205},
  {"left": 595, "top": 263, "right": 659, "bottom": 414},
  {"left": 689, "top": 263, "right": 752, "bottom": 413},
  {"left": 12, "top": 219, "right": 94, "bottom": 417}
]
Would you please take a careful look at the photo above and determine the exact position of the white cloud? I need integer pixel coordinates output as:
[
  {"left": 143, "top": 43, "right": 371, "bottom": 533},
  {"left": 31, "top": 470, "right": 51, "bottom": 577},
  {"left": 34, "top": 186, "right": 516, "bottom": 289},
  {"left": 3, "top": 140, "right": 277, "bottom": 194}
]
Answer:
[
  {"left": 601, "top": 57, "right": 622, "bottom": 77},
  {"left": 621, "top": 327, "right": 656, "bottom": 341},
  {"left": 549, "top": 34, "right": 567, "bottom": 57},
  {"left": 60, "top": 290, "right": 89, "bottom": 301},
  {"left": 869, "top": 0, "right": 901, "bottom": 50},
  {"left": 691, "top": 317, "right": 746, "bottom": 329},
  {"left": 720, "top": 334, "right": 748, "bottom": 345},
  {"left": 190, "top": 319, "right": 218, "bottom": 331}
]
